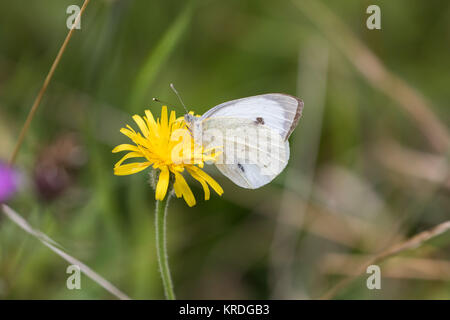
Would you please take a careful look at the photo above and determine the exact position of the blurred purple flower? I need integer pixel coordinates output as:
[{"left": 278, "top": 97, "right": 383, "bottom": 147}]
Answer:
[{"left": 0, "top": 161, "right": 18, "bottom": 202}]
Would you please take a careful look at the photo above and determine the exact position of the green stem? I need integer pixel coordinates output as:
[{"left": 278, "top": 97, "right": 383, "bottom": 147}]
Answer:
[{"left": 155, "top": 194, "right": 175, "bottom": 300}]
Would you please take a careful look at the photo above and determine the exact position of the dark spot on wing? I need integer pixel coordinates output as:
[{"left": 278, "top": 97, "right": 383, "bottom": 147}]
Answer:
[
  {"left": 237, "top": 163, "right": 245, "bottom": 172},
  {"left": 255, "top": 117, "right": 265, "bottom": 125}
]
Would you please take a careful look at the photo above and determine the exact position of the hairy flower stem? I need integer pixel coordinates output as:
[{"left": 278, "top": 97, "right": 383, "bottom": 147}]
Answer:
[{"left": 155, "top": 193, "right": 175, "bottom": 300}]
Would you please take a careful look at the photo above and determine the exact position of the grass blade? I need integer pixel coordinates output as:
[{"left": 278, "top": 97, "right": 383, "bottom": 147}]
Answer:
[
  {"left": 1, "top": 204, "right": 131, "bottom": 300},
  {"left": 128, "top": 1, "right": 195, "bottom": 111}
]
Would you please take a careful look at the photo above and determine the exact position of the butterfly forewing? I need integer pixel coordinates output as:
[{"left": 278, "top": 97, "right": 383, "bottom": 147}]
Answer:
[{"left": 201, "top": 94, "right": 303, "bottom": 141}]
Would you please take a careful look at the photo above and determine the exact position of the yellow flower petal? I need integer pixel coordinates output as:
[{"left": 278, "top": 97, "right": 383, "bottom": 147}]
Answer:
[
  {"left": 133, "top": 115, "right": 149, "bottom": 138},
  {"left": 155, "top": 166, "right": 170, "bottom": 200},
  {"left": 169, "top": 110, "right": 176, "bottom": 127},
  {"left": 186, "top": 165, "right": 223, "bottom": 196},
  {"left": 172, "top": 179, "right": 182, "bottom": 198},
  {"left": 114, "top": 162, "right": 151, "bottom": 175},
  {"left": 173, "top": 171, "right": 196, "bottom": 207},
  {"left": 114, "top": 152, "right": 145, "bottom": 168},
  {"left": 112, "top": 144, "right": 141, "bottom": 153},
  {"left": 161, "top": 106, "right": 168, "bottom": 128},
  {"left": 144, "top": 110, "right": 158, "bottom": 133},
  {"left": 120, "top": 128, "right": 151, "bottom": 149},
  {"left": 119, "top": 127, "right": 136, "bottom": 141},
  {"left": 186, "top": 167, "right": 210, "bottom": 200}
]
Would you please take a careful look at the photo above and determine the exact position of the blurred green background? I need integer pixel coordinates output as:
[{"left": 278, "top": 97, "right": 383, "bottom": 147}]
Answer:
[{"left": 0, "top": 0, "right": 449, "bottom": 299}]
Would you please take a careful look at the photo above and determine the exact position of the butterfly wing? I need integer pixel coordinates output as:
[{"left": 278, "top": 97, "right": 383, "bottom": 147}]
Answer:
[
  {"left": 201, "top": 93, "right": 303, "bottom": 141},
  {"left": 197, "top": 94, "right": 302, "bottom": 189},
  {"left": 214, "top": 141, "right": 290, "bottom": 189}
]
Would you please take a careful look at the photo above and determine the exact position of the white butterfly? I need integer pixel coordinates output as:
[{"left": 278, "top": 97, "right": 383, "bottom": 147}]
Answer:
[{"left": 183, "top": 93, "right": 304, "bottom": 189}]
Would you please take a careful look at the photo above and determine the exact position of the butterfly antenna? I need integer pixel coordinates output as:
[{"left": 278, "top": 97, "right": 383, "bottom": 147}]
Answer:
[
  {"left": 170, "top": 83, "right": 189, "bottom": 114},
  {"left": 152, "top": 97, "right": 174, "bottom": 106}
]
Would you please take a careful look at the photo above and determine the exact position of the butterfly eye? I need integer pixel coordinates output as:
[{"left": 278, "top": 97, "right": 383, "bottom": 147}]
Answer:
[{"left": 184, "top": 114, "right": 194, "bottom": 123}]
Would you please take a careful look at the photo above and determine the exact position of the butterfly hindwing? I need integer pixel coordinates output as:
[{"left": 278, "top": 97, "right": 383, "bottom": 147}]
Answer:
[{"left": 196, "top": 116, "right": 290, "bottom": 189}]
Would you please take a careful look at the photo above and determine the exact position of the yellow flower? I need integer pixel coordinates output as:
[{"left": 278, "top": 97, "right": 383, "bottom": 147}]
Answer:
[{"left": 112, "top": 106, "right": 223, "bottom": 207}]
